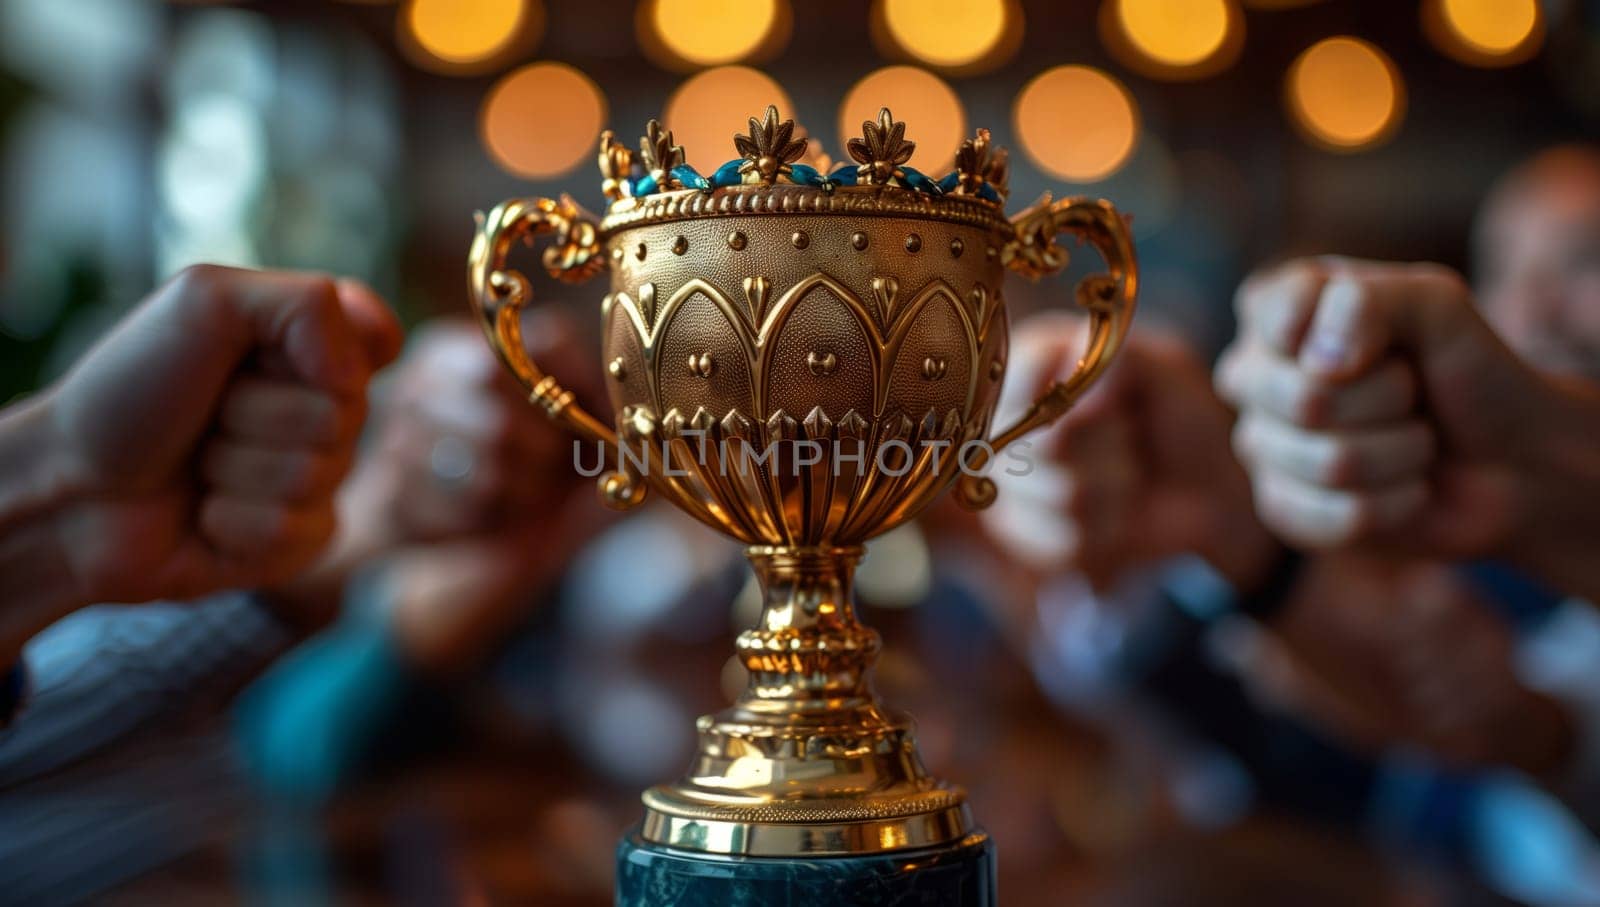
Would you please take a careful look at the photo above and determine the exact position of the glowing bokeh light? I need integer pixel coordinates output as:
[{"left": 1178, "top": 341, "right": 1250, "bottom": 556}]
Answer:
[
  {"left": 645, "top": 0, "right": 786, "bottom": 68},
  {"left": 881, "top": 0, "right": 1009, "bottom": 69},
  {"left": 1115, "top": 0, "right": 1232, "bottom": 67},
  {"left": 1287, "top": 37, "right": 1404, "bottom": 151},
  {"left": 838, "top": 66, "right": 966, "bottom": 174},
  {"left": 480, "top": 63, "right": 606, "bottom": 179},
  {"left": 1426, "top": 0, "right": 1542, "bottom": 67},
  {"left": 1014, "top": 65, "right": 1139, "bottom": 182},
  {"left": 403, "top": 0, "right": 529, "bottom": 68},
  {"left": 664, "top": 67, "right": 795, "bottom": 174},
  {"left": 1443, "top": 0, "right": 1539, "bottom": 53}
]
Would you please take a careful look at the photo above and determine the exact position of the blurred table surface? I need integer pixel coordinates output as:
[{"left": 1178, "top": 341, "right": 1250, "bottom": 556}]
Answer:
[
  {"left": 102, "top": 741, "right": 1509, "bottom": 906},
  {"left": 99, "top": 646, "right": 1513, "bottom": 907},
  {"left": 86, "top": 549, "right": 1512, "bottom": 906}
]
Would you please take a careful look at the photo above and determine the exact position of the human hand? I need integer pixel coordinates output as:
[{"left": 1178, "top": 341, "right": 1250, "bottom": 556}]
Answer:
[
  {"left": 1216, "top": 257, "right": 1600, "bottom": 598},
  {"left": 377, "top": 320, "right": 579, "bottom": 543},
  {"left": 284, "top": 317, "right": 605, "bottom": 671},
  {"left": 0, "top": 265, "right": 400, "bottom": 651},
  {"left": 982, "top": 314, "right": 1279, "bottom": 591}
]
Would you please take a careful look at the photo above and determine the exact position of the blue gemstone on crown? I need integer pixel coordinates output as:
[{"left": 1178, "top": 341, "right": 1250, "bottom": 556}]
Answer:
[
  {"left": 897, "top": 166, "right": 941, "bottom": 195},
  {"left": 671, "top": 164, "right": 712, "bottom": 192},
  {"left": 710, "top": 160, "right": 745, "bottom": 188}
]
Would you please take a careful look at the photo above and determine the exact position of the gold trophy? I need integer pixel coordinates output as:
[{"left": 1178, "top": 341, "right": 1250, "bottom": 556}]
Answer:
[{"left": 469, "top": 106, "right": 1135, "bottom": 899}]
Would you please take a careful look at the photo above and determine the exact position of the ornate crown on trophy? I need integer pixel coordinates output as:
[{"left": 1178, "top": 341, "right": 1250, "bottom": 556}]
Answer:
[{"left": 598, "top": 105, "right": 1009, "bottom": 203}]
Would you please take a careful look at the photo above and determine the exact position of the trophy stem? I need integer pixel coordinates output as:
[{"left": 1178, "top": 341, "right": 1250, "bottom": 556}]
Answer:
[
  {"left": 736, "top": 545, "right": 881, "bottom": 715},
  {"left": 638, "top": 544, "right": 974, "bottom": 857}
]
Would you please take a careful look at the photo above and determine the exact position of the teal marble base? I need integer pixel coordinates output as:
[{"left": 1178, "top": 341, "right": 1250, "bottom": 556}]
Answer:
[{"left": 614, "top": 829, "right": 996, "bottom": 906}]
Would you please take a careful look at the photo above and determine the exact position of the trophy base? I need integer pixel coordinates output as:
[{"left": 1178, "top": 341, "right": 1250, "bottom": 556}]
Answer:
[
  {"left": 614, "top": 828, "right": 996, "bottom": 906},
  {"left": 638, "top": 782, "right": 974, "bottom": 856}
]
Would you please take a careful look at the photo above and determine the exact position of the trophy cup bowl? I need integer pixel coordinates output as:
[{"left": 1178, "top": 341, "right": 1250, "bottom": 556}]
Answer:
[{"left": 469, "top": 106, "right": 1136, "bottom": 902}]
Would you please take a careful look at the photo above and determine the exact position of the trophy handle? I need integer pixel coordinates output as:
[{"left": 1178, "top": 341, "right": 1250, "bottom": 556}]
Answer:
[
  {"left": 954, "top": 195, "right": 1138, "bottom": 510},
  {"left": 468, "top": 195, "right": 646, "bottom": 509}
]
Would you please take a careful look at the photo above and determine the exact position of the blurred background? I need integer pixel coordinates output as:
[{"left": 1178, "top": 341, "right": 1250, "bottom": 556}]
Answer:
[
  {"left": 5, "top": 0, "right": 1595, "bottom": 394},
  {"left": 3, "top": 0, "right": 1599, "bottom": 905}
]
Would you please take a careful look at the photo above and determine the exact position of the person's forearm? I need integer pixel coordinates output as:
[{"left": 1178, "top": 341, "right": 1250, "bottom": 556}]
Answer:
[
  {"left": 254, "top": 465, "right": 403, "bottom": 636},
  {"left": 1503, "top": 691, "right": 1578, "bottom": 783},
  {"left": 1203, "top": 508, "right": 1285, "bottom": 597},
  {"left": 0, "top": 394, "right": 86, "bottom": 667},
  {"left": 1509, "top": 378, "right": 1600, "bottom": 603},
  {"left": 1200, "top": 460, "right": 1288, "bottom": 597}
]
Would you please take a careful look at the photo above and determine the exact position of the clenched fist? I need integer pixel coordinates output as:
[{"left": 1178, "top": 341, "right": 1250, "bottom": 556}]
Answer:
[
  {"left": 264, "top": 316, "right": 608, "bottom": 671},
  {"left": 0, "top": 265, "right": 401, "bottom": 659},
  {"left": 1216, "top": 256, "right": 1600, "bottom": 599},
  {"left": 982, "top": 314, "right": 1279, "bottom": 591},
  {"left": 373, "top": 320, "right": 607, "bottom": 670}
]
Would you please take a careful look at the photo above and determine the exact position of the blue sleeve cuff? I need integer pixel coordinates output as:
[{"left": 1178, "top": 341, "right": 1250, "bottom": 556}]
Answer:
[
  {"left": 0, "top": 662, "right": 28, "bottom": 728},
  {"left": 1161, "top": 548, "right": 1302, "bottom": 625}
]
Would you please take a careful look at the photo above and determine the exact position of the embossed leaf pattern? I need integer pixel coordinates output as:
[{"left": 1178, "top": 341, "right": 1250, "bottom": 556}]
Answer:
[
  {"left": 953, "top": 128, "right": 1008, "bottom": 200},
  {"left": 734, "top": 105, "right": 807, "bottom": 184},
  {"left": 639, "top": 119, "right": 685, "bottom": 182},
  {"left": 599, "top": 267, "right": 1009, "bottom": 549},
  {"left": 597, "top": 130, "right": 634, "bottom": 201},
  {"left": 953, "top": 129, "right": 989, "bottom": 194},
  {"left": 848, "top": 108, "right": 915, "bottom": 185},
  {"left": 986, "top": 145, "right": 1009, "bottom": 199}
]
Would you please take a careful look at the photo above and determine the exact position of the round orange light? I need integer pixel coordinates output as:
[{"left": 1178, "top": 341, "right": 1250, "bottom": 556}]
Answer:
[
  {"left": 480, "top": 63, "right": 607, "bottom": 180},
  {"left": 664, "top": 66, "right": 796, "bottom": 174},
  {"left": 1014, "top": 65, "right": 1139, "bottom": 182},
  {"left": 838, "top": 66, "right": 966, "bottom": 174},
  {"left": 1101, "top": 0, "right": 1243, "bottom": 81},
  {"left": 1424, "top": 0, "right": 1542, "bottom": 67},
  {"left": 1444, "top": 0, "right": 1539, "bottom": 53},
  {"left": 881, "top": 0, "right": 1009, "bottom": 69},
  {"left": 1117, "top": 0, "right": 1228, "bottom": 66},
  {"left": 1287, "top": 37, "right": 1405, "bottom": 151},
  {"left": 643, "top": 0, "right": 787, "bottom": 68},
  {"left": 403, "top": 0, "right": 531, "bottom": 69}
]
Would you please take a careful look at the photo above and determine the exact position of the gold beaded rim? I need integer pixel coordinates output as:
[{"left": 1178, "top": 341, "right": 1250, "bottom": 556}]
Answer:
[{"left": 598, "top": 184, "right": 1015, "bottom": 238}]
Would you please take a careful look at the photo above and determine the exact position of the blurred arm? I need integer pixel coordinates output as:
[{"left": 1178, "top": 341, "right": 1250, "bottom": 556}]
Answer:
[
  {"left": 1026, "top": 559, "right": 1378, "bottom": 826},
  {"left": 0, "top": 594, "right": 290, "bottom": 787},
  {"left": 0, "top": 396, "right": 88, "bottom": 668},
  {"left": 0, "top": 265, "right": 400, "bottom": 671},
  {"left": 1515, "top": 598, "right": 1600, "bottom": 822}
]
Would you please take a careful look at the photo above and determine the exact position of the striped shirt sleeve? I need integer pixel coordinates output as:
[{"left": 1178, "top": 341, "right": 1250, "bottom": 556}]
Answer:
[{"left": 0, "top": 593, "right": 290, "bottom": 788}]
